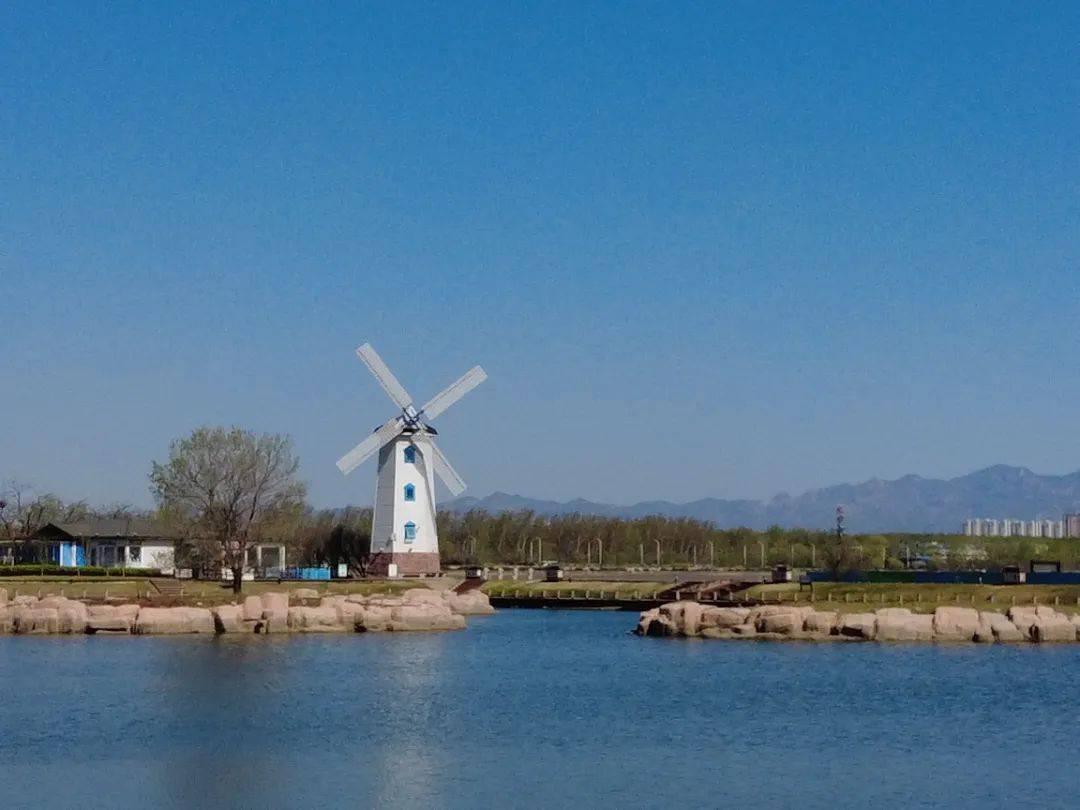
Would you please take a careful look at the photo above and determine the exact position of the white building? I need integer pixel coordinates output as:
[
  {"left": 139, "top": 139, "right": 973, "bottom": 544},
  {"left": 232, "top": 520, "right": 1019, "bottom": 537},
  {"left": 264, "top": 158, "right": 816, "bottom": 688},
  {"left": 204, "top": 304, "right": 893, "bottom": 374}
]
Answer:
[
  {"left": 33, "top": 519, "right": 178, "bottom": 573},
  {"left": 370, "top": 431, "right": 441, "bottom": 576},
  {"left": 963, "top": 517, "right": 1069, "bottom": 539}
]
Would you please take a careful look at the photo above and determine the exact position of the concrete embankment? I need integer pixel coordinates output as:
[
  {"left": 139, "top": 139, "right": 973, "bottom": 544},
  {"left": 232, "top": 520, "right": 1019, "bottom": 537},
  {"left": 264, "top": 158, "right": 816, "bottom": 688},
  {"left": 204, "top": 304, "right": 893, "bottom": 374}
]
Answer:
[
  {"left": 0, "top": 586, "right": 494, "bottom": 636},
  {"left": 636, "top": 602, "right": 1080, "bottom": 643}
]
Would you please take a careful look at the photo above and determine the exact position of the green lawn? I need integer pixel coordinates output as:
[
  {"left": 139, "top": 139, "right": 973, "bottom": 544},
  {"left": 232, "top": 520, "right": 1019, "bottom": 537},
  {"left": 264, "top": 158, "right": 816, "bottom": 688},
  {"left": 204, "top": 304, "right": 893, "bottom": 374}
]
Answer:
[
  {"left": 0, "top": 577, "right": 432, "bottom": 605},
  {"left": 483, "top": 579, "right": 1080, "bottom": 614},
  {"left": 742, "top": 582, "right": 1080, "bottom": 615},
  {"left": 483, "top": 580, "right": 670, "bottom": 598}
]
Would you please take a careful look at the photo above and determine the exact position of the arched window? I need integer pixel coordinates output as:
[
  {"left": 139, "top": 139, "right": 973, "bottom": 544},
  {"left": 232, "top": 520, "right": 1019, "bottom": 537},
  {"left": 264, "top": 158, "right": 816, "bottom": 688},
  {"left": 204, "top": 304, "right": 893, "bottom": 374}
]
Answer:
[
  {"left": 403, "top": 446, "right": 416, "bottom": 463},
  {"left": 404, "top": 522, "right": 417, "bottom": 542},
  {"left": 404, "top": 483, "right": 416, "bottom": 502}
]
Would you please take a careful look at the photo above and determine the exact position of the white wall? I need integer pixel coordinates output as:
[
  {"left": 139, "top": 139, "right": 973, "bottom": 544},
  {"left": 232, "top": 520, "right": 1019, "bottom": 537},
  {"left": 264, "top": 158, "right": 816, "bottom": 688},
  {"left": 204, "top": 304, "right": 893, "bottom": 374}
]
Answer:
[
  {"left": 371, "top": 433, "right": 439, "bottom": 556},
  {"left": 137, "top": 541, "right": 175, "bottom": 574}
]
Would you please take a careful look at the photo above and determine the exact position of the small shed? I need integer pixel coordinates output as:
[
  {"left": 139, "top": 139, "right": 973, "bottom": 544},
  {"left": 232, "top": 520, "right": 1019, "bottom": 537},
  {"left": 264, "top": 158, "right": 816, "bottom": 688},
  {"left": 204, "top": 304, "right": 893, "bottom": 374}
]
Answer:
[
  {"left": 1030, "top": 560, "right": 1061, "bottom": 574},
  {"left": 464, "top": 565, "right": 485, "bottom": 580},
  {"left": 544, "top": 564, "right": 564, "bottom": 582},
  {"left": 771, "top": 565, "right": 793, "bottom": 584},
  {"left": 1001, "top": 565, "right": 1026, "bottom": 584}
]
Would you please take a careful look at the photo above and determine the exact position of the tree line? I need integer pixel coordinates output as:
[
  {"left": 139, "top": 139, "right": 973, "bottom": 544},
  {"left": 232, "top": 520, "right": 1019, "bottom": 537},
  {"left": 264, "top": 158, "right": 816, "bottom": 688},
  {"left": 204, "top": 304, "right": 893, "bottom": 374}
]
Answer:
[{"left": 6, "top": 426, "right": 1079, "bottom": 588}]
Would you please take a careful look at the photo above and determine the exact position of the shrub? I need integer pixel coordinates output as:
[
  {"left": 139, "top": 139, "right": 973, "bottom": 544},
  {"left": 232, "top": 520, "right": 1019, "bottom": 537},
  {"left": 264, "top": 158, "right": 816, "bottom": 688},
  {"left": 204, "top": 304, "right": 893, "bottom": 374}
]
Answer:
[{"left": 0, "top": 564, "right": 162, "bottom": 577}]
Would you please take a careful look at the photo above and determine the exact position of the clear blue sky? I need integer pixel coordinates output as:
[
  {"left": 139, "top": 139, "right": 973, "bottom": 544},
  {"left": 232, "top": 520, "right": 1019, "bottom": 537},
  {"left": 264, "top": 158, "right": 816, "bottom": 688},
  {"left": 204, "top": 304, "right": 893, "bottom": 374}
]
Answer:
[{"left": 2, "top": 3, "right": 1078, "bottom": 509}]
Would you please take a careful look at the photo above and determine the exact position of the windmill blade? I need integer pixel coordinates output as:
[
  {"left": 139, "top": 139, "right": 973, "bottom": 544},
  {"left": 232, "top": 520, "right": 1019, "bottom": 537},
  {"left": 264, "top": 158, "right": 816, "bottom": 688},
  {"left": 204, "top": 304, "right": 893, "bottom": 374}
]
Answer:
[
  {"left": 420, "top": 365, "right": 487, "bottom": 422},
  {"left": 356, "top": 343, "right": 413, "bottom": 410},
  {"left": 336, "top": 418, "right": 403, "bottom": 475},
  {"left": 428, "top": 438, "right": 467, "bottom": 496}
]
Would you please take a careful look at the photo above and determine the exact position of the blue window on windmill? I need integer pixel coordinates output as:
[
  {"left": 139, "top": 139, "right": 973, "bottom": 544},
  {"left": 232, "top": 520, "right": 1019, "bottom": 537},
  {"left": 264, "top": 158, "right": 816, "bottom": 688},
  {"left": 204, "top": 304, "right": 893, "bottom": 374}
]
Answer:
[
  {"left": 404, "top": 483, "right": 416, "bottom": 502},
  {"left": 404, "top": 522, "right": 417, "bottom": 542},
  {"left": 403, "top": 445, "right": 416, "bottom": 464}
]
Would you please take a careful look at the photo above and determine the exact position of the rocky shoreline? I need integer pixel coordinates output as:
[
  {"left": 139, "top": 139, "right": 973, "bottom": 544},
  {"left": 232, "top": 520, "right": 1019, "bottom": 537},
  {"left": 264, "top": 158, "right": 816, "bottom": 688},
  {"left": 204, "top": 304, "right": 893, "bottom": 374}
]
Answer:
[
  {"left": 636, "top": 602, "right": 1080, "bottom": 643},
  {"left": 0, "top": 587, "right": 494, "bottom": 636}
]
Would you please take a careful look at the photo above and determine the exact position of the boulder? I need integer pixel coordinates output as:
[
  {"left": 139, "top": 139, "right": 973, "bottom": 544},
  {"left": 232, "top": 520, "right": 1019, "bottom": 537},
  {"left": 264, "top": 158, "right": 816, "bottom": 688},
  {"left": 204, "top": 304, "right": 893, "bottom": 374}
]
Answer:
[
  {"left": 0, "top": 607, "right": 13, "bottom": 634},
  {"left": 332, "top": 601, "right": 367, "bottom": 630},
  {"left": 213, "top": 605, "right": 247, "bottom": 633},
  {"left": 838, "top": 613, "right": 876, "bottom": 640},
  {"left": 402, "top": 588, "right": 446, "bottom": 607},
  {"left": 86, "top": 604, "right": 135, "bottom": 632},
  {"left": 388, "top": 603, "right": 463, "bottom": 632},
  {"left": 699, "top": 626, "right": 731, "bottom": 639},
  {"left": 876, "top": 612, "right": 933, "bottom": 642},
  {"left": 1006, "top": 606, "right": 1039, "bottom": 636},
  {"left": 748, "top": 604, "right": 811, "bottom": 622},
  {"left": 636, "top": 608, "right": 669, "bottom": 637},
  {"left": 241, "top": 596, "right": 264, "bottom": 622},
  {"left": 14, "top": 607, "right": 60, "bottom": 634},
  {"left": 359, "top": 605, "right": 391, "bottom": 632},
  {"left": 182, "top": 608, "right": 215, "bottom": 634},
  {"left": 0, "top": 587, "right": 7, "bottom": 606},
  {"left": 135, "top": 607, "right": 197, "bottom": 635},
  {"left": 977, "top": 611, "right": 1023, "bottom": 643},
  {"left": 659, "top": 601, "right": 704, "bottom": 636},
  {"left": 365, "top": 596, "right": 406, "bottom": 609},
  {"left": 30, "top": 608, "right": 61, "bottom": 634},
  {"left": 445, "top": 590, "right": 496, "bottom": 616},
  {"left": 679, "top": 602, "right": 704, "bottom": 636},
  {"left": 261, "top": 592, "right": 289, "bottom": 613},
  {"left": 876, "top": 607, "right": 912, "bottom": 619},
  {"left": 259, "top": 608, "right": 289, "bottom": 634},
  {"left": 86, "top": 617, "right": 133, "bottom": 633},
  {"left": 803, "top": 611, "right": 839, "bottom": 634},
  {"left": 57, "top": 602, "right": 89, "bottom": 634},
  {"left": 13, "top": 595, "right": 38, "bottom": 606},
  {"left": 287, "top": 606, "right": 350, "bottom": 632},
  {"left": 757, "top": 612, "right": 803, "bottom": 635},
  {"left": 1029, "top": 617, "right": 1075, "bottom": 643},
  {"left": 932, "top": 607, "right": 980, "bottom": 641},
  {"left": 292, "top": 588, "right": 321, "bottom": 601},
  {"left": 730, "top": 624, "right": 756, "bottom": 636},
  {"left": 700, "top": 607, "right": 751, "bottom": 628}
]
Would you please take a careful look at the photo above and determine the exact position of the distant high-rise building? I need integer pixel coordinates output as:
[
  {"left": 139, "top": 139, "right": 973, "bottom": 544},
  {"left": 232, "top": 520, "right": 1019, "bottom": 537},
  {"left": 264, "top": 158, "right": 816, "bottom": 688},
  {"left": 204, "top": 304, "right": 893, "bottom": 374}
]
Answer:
[
  {"left": 1065, "top": 514, "right": 1080, "bottom": 538},
  {"left": 961, "top": 516, "right": 1070, "bottom": 539}
]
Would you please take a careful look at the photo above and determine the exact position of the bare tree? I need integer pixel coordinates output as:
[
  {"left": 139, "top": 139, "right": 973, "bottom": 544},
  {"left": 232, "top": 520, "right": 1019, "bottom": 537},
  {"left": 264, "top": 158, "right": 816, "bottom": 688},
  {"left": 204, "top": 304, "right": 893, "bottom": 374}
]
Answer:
[
  {"left": 0, "top": 479, "right": 90, "bottom": 560},
  {"left": 149, "top": 427, "right": 307, "bottom": 593}
]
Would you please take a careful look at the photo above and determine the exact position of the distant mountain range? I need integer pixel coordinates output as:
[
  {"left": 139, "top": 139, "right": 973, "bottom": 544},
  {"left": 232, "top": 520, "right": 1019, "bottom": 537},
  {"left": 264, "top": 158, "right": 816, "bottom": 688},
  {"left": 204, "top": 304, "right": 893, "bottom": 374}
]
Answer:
[{"left": 444, "top": 465, "right": 1080, "bottom": 533}]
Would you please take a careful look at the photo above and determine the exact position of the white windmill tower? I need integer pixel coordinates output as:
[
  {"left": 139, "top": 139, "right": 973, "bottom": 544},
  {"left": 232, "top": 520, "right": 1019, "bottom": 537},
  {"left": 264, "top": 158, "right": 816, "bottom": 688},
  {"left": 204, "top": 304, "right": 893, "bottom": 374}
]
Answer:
[{"left": 337, "top": 343, "right": 487, "bottom": 577}]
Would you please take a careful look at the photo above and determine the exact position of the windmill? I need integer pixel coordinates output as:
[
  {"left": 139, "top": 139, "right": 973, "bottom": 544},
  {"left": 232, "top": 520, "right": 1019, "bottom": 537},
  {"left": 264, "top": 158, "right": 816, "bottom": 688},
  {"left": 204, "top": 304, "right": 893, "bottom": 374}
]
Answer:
[{"left": 337, "top": 343, "right": 487, "bottom": 577}]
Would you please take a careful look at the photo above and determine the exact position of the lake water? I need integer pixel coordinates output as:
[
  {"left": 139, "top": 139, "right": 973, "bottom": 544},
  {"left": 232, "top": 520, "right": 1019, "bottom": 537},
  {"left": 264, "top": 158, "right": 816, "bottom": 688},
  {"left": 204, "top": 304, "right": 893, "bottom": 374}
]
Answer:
[{"left": 1, "top": 609, "right": 1078, "bottom": 809}]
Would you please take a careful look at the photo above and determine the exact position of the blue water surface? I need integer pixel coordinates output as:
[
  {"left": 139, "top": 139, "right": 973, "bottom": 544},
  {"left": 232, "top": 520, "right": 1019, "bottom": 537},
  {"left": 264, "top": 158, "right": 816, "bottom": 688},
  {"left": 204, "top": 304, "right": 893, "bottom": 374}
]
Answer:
[{"left": 1, "top": 610, "right": 1077, "bottom": 809}]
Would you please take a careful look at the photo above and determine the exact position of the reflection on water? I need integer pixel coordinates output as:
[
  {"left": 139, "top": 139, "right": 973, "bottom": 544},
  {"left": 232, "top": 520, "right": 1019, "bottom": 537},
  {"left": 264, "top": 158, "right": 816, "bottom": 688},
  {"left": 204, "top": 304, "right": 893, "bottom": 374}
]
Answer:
[{"left": 1, "top": 612, "right": 1079, "bottom": 809}]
